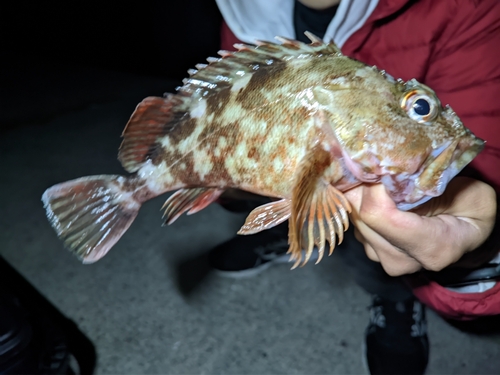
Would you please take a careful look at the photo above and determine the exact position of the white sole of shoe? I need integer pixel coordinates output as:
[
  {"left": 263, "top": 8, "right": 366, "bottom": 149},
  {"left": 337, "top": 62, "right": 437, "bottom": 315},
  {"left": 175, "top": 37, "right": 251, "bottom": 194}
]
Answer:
[{"left": 213, "top": 250, "right": 320, "bottom": 279}]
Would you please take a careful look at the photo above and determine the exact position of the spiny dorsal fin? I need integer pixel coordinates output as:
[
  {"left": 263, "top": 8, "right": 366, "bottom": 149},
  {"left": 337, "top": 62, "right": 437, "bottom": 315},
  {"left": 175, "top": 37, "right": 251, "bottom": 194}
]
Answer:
[
  {"left": 177, "top": 32, "right": 342, "bottom": 100},
  {"left": 118, "top": 33, "right": 341, "bottom": 173}
]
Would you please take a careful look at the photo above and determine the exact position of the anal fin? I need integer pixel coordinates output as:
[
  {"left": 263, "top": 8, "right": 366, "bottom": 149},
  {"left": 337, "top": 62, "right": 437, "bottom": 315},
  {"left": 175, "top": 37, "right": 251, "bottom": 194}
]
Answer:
[
  {"left": 162, "top": 187, "right": 224, "bottom": 225},
  {"left": 288, "top": 144, "right": 351, "bottom": 268}
]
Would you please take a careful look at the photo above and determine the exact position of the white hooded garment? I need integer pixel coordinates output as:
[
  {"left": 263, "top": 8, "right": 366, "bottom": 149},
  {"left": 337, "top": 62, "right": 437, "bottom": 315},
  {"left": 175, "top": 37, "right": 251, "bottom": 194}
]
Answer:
[{"left": 215, "top": 0, "right": 379, "bottom": 47}]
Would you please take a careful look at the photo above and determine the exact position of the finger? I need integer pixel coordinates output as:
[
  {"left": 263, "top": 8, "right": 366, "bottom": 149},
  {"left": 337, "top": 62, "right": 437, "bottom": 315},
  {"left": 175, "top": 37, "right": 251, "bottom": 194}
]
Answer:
[
  {"left": 355, "top": 184, "right": 438, "bottom": 254},
  {"left": 359, "top": 226, "right": 421, "bottom": 275},
  {"left": 364, "top": 242, "right": 380, "bottom": 262},
  {"left": 353, "top": 228, "right": 380, "bottom": 262},
  {"left": 349, "top": 184, "right": 427, "bottom": 274},
  {"left": 343, "top": 185, "right": 363, "bottom": 211},
  {"left": 350, "top": 179, "right": 496, "bottom": 273},
  {"left": 357, "top": 182, "right": 491, "bottom": 258},
  {"left": 352, "top": 210, "right": 422, "bottom": 275}
]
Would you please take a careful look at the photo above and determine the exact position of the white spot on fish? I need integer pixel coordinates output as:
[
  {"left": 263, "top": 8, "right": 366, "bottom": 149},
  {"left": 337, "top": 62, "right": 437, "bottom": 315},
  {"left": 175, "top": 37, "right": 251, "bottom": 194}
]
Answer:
[
  {"left": 273, "top": 157, "right": 284, "bottom": 172},
  {"left": 252, "top": 121, "right": 268, "bottom": 135},
  {"left": 231, "top": 74, "right": 252, "bottom": 93},
  {"left": 218, "top": 137, "right": 227, "bottom": 148},
  {"left": 355, "top": 68, "right": 372, "bottom": 78},
  {"left": 264, "top": 173, "right": 274, "bottom": 188},
  {"left": 321, "top": 140, "right": 331, "bottom": 152},
  {"left": 160, "top": 136, "right": 172, "bottom": 149},
  {"left": 384, "top": 72, "right": 396, "bottom": 83},
  {"left": 138, "top": 160, "right": 174, "bottom": 194},
  {"left": 193, "top": 147, "right": 213, "bottom": 180},
  {"left": 178, "top": 122, "right": 207, "bottom": 154},
  {"left": 379, "top": 156, "right": 396, "bottom": 169},
  {"left": 138, "top": 159, "right": 156, "bottom": 179},
  {"left": 235, "top": 142, "right": 247, "bottom": 158},
  {"left": 219, "top": 102, "right": 245, "bottom": 123},
  {"left": 224, "top": 157, "right": 240, "bottom": 180},
  {"left": 191, "top": 99, "right": 207, "bottom": 119},
  {"left": 215, "top": 75, "right": 230, "bottom": 82},
  {"left": 187, "top": 79, "right": 217, "bottom": 90},
  {"left": 297, "top": 88, "right": 319, "bottom": 112},
  {"left": 214, "top": 136, "right": 227, "bottom": 158},
  {"left": 330, "top": 77, "right": 348, "bottom": 85}
]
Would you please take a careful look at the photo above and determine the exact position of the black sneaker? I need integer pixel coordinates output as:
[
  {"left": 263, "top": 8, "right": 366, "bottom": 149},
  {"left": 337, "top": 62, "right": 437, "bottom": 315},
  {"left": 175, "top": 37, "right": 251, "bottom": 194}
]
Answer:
[
  {"left": 208, "top": 223, "right": 289, "bottom": 278},
  {"left": 208, "top": 223, "right": 320, "bottom": 278},
  {"left": 364, "top": 295, "right": 429, "bottom": 375}
]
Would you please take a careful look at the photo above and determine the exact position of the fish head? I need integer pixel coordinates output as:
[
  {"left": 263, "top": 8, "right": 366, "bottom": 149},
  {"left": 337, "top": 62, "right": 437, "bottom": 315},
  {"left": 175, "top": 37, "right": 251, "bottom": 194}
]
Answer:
[{"left": 315, "top": 63, "right": 484, "bottom": 210}]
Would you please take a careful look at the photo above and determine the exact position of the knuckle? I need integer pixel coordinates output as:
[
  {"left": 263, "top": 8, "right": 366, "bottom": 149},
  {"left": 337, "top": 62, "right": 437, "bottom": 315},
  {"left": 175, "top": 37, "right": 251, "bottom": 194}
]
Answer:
[
  {"left": 379, "top": 252, "right": 421, "bottom": 276},
  {"left": 383, "top": 266, "right": 403, "bottom": 277},
  {"left": 422, "top": 261, "right": 446, "bottom": 272},
  {"left": 420, "top": 254, "right": 453, "bottom": 272},
  {"left": 418, "top": 244, "right": 462, "bottom": 272},
  {"left": 382, "top": 263, "right": 417, "bottom": 277}
]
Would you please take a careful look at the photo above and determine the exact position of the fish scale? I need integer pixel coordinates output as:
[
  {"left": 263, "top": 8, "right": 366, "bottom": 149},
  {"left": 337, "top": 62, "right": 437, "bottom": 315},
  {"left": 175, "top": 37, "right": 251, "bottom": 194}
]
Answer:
[{"left": 42, "top": 32, "right": 483, "bottom": 267}]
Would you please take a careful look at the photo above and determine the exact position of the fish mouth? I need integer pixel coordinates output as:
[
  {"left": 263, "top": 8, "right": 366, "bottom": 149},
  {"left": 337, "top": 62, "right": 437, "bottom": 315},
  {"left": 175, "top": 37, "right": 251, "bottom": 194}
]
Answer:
[{"left": 397, "top": 134, "right": 484, "bottom": 211}]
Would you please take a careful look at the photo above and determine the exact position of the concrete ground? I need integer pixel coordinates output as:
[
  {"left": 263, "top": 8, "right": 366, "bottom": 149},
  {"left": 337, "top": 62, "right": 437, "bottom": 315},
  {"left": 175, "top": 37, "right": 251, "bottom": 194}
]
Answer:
[{"left": 1, "top": 60, "right": 499, "bottom": 374}]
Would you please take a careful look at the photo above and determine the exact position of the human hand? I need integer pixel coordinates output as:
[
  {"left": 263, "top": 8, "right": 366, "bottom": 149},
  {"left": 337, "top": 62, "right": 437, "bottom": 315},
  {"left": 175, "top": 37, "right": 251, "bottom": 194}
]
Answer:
[{"left": 343, "top": 177, "right": 497, "bottom": 276}]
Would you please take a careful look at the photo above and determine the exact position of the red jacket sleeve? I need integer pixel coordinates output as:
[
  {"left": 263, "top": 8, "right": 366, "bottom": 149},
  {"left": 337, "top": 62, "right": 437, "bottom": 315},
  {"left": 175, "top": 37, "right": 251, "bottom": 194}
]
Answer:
[
  {"left": 424, "top": 1, "right": 500, "bottom": 192},
  {"left": 220, "top": 21, "right": 242, "bottom": 51}
]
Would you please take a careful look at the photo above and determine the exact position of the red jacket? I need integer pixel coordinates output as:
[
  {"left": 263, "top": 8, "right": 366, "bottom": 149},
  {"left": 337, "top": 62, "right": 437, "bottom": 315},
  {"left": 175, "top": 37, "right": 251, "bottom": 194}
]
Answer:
[
  {"left": 220, "top": 0, "right": 500, "bottom": 319},
  {"left": 221, "top": 0, "right": 500, "bottom": 193}
]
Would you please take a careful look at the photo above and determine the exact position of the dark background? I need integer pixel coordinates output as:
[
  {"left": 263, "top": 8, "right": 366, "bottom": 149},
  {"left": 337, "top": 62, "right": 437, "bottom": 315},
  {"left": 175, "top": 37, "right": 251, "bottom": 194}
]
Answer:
[
  {"left": 2, "top": 0, "right": 222, "bottom": 77},
  {"left": 0, "top": 0, "right": 223, "bottom": 130}
]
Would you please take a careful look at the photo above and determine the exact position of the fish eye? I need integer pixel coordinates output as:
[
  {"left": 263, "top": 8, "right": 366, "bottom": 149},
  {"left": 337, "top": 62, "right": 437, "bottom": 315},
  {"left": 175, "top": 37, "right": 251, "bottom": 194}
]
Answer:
[
  {"left": 401, "top": 90, "right": 438, "bottom": 124},
  {"left": 413, "top": 98, "right": 430, "bottom": 115}
]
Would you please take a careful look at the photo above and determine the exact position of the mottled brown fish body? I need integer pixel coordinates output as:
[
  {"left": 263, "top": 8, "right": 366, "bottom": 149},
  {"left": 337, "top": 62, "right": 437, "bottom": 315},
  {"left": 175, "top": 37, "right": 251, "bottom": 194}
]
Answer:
[
  {"left": 42, "top": 33, "right": 484, "bottom": 266},
  {"left": 128, "top": 54, "right": 366, "bottom": 201}
]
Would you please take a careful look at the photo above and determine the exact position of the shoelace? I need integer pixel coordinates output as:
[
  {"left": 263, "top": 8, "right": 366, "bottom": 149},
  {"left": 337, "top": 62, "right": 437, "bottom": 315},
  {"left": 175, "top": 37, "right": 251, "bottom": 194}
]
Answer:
[
  {"left": 368, "top": 298, "right": 427, "bottom": 337},
  {"left": 411, "top": 300, "right": 427, "bottom": 338},
  {"left": 369, "top": 305, "right": 386, "bottom": 328}
]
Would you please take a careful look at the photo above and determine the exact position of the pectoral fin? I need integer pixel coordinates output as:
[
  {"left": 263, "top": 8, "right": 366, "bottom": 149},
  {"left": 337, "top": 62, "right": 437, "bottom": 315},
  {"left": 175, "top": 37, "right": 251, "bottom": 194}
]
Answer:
[
  {"left": 288, "top": 144, "right": 351, "bottom": 268},
  {"left": 162, "top": 187, "right": 224, "bottom": 225}
]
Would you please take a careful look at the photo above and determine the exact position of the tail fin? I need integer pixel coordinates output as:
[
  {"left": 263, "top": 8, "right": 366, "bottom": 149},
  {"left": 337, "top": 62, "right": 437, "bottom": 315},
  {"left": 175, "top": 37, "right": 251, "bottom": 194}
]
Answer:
[{"left": 42, "top": 175, "right": 140, "bottom": 263}]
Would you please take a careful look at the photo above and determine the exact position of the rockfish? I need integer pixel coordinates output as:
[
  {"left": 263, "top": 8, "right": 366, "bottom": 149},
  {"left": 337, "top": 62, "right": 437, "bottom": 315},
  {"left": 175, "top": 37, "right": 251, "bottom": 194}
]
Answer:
[{"left": 42, "top": 32, "right": 484, "bottom": 267}]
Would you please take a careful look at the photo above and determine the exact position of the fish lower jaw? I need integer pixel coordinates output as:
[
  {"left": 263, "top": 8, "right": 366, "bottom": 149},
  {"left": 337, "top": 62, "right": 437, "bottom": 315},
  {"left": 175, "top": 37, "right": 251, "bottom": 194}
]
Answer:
[{"left": 381, "top": 175, "right": 429, "bottom": 211}]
